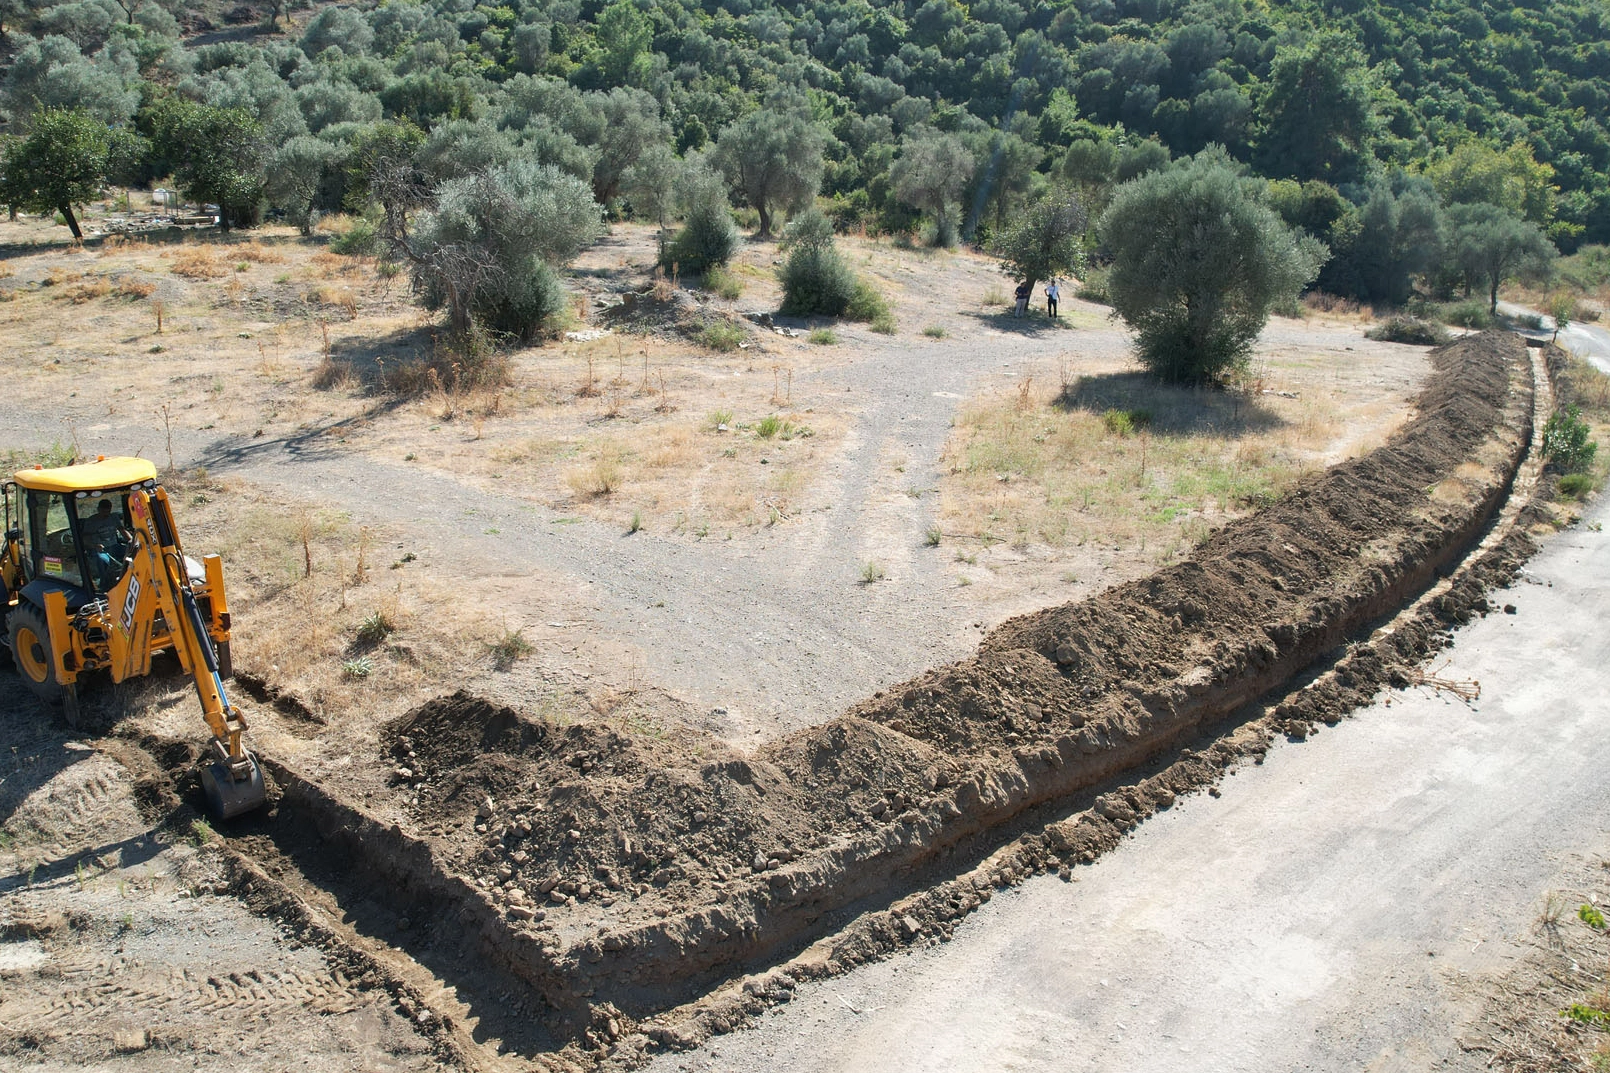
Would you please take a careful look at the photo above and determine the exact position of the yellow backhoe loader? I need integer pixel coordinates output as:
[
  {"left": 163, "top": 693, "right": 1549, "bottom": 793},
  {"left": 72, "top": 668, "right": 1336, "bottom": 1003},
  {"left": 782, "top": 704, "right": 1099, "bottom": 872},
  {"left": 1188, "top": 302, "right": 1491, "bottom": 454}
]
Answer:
[{"left": 2, "top": 456, "right": 266, "bottom": 819}]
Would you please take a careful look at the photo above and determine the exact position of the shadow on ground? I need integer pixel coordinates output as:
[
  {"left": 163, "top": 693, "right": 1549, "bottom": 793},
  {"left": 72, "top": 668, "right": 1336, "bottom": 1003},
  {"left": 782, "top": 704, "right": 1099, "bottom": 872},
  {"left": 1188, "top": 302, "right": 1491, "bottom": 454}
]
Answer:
[
  {"left": 1055, "top": 370, "right": 1287, "bottom": 435},
  {"left": 959, "top": 309, "right": 1075, "bottom": 335}
]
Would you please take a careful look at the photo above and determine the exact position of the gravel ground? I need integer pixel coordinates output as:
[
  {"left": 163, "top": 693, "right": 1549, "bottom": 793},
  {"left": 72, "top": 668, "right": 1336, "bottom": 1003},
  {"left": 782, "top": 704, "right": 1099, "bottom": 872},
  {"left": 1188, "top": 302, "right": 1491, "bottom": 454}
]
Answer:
[{"left": 641, "top": 492, "right": 1610, "bottom": 1073}]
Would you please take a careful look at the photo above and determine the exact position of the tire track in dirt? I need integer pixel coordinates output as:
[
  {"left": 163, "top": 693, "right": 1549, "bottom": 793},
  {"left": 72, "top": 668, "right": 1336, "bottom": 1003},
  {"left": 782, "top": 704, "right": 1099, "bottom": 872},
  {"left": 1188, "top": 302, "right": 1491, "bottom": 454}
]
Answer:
[
  {"left": 194, "top": 324, "right": 1083, "bottom": 739},
  {"left": 176, "top": 332, "right": 1541, "bottom": 1073}
]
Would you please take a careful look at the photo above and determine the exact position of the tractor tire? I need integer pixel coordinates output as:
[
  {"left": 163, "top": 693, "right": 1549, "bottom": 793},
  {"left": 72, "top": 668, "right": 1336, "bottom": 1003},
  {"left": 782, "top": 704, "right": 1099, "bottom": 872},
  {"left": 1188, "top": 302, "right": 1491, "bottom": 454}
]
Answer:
[{"left": 8, "top": 603, "right": 63, "bottom": 706}]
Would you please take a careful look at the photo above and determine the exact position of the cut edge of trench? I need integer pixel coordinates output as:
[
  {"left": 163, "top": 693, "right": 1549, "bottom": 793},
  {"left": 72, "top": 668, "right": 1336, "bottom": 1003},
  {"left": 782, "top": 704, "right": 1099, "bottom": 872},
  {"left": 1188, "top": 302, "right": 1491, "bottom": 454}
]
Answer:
[{"left": 99, "top": 335, "right": 1567, "bottom": 1072}]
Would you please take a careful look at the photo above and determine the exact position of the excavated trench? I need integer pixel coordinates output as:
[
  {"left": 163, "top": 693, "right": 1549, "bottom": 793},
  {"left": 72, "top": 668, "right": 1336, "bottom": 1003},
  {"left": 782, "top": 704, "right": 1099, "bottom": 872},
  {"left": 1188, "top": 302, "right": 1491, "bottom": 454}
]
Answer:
[{"left": 170, "top": 331, "right": 1545, "bottom": 1065}]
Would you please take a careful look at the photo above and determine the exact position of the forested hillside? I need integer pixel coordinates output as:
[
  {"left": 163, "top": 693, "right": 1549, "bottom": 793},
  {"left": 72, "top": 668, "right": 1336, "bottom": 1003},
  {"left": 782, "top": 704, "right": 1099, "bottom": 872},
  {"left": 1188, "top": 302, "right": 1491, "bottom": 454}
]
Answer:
[{"left": 1, "top": 0, "right": 1605, "bottom": 312}]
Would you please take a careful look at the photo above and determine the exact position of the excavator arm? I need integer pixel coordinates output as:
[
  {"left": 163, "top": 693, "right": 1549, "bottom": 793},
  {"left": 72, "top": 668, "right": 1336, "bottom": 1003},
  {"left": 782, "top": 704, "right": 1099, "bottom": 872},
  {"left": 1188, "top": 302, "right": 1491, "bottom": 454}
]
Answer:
[{"left": 121, "top": 486, "right": 265, "bottom": 818}]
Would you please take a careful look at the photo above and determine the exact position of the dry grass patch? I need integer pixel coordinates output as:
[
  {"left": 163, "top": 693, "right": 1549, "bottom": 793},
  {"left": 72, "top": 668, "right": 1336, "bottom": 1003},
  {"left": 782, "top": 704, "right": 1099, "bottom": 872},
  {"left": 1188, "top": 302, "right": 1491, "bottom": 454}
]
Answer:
[
  {"left": 306, "top": 284, "right": 358, "bottom": 318},
  {"left": 179, "top": 478, "right": 492, "bottom": 722},
  {"left": 234, "top": 241, "right": 286, "bottom": 264},
  {"left": 940, "top": 374, "right": 1321, "bottom": 561},
  {"left": 168, "top": 247, "right": 226, "bottom": 279}
]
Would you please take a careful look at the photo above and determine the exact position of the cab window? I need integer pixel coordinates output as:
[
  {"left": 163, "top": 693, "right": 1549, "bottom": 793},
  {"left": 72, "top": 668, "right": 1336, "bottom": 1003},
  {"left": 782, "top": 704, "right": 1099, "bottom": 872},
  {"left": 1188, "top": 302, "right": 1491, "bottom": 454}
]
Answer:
[{"left": 25, "top": 490, "right": 87, "bottom": 590}]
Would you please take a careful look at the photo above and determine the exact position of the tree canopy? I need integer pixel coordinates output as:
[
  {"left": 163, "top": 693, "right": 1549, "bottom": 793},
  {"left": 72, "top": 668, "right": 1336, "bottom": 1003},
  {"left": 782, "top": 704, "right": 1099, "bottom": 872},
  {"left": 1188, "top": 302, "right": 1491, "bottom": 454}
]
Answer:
[
  {"left": 0, "top": 106, "right": 120, "bottom": 237},
  {"left": 1100, "top": 152, "right": 1326, "bottom": 384},
  {"left": 0, "top": 0, "right": 1604, "bottom": 325}
]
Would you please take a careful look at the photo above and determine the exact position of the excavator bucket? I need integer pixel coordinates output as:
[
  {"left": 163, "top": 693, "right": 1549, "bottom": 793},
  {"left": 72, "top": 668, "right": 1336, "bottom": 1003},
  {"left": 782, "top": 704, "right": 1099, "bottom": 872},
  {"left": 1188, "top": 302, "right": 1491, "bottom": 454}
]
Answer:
[{"left": 200, "top": 754, "right": 267, "bottom": 820}]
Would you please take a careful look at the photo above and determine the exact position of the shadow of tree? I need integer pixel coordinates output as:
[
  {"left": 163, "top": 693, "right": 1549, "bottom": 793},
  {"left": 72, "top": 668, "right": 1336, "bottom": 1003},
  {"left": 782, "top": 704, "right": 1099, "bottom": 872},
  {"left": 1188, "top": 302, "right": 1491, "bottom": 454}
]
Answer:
[
  {"left": 1055, "top": 370, "right": 1287, "bottom": 436},
  {"left": 957, "top": 308, "right": 1074, "bottom": 335},
  {"left": 318, "top": 324, "right": 439, "bottom": 391}
]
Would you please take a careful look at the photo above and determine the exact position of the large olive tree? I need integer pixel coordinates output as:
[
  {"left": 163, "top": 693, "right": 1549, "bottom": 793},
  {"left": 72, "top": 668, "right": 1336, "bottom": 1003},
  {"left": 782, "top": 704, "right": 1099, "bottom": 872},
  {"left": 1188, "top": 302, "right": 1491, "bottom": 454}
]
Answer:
[
  {"left": 1445, "top": 202, "right": 1556, "bottom": 314},
  {"left": 711, "top": 107, "right": 825, "bottom": 237},
  {"left": 1100, "top": 151, "right": 1326, "bottom": 384}
]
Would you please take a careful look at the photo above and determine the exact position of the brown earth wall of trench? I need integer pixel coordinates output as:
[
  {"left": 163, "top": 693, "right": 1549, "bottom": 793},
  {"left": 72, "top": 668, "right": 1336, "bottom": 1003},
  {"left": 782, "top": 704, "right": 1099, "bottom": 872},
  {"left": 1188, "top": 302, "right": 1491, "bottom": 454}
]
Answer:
[{"left": 250, "top": 330, "right": 1535, "bottom": 1034}]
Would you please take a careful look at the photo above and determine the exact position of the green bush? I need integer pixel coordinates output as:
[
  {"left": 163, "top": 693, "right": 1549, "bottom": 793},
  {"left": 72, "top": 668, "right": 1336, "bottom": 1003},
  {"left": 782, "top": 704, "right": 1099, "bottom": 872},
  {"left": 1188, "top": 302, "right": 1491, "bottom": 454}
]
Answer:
[
  {"left": 779, "top": 244, "right": 858, "bottom": 315},
  {"left": 1440, "top": 299, "right": 1492, "bottom": 329},
  {"left": 330, "top": 213, "right": 381, "bottom": 255},
  {"left": 1078, "top": 266, "right": 1111, "bottom": 305},
  {"left": 698, "top": 320, "right": 745, "bottom": 351},
  {"left": 702, "top": 264, "right": 743, "bottom": 299},
  {"left": 1102, "top": 408, "right": 1153, "bottom": 436},
  {"left": 666, "top": 168, "right": 739, "bottom": 273},
  {"left": 847, "top": 280, "right": 890, "bottom": 323},
  {"left": 778, "top": 210, "right": 857, "bottom": 316},
  {"left": 1543, "top": 405, "right": 1597, "bottom": 474},
  {"left": 1558, "top": 472, "right": 1594, "bottom": 499},
  {"left": 808, "top": 327, "right": 837, "bottom": 345},
  {"left": 1365, "top": 316, "right": 1451, "bottom": 346}
]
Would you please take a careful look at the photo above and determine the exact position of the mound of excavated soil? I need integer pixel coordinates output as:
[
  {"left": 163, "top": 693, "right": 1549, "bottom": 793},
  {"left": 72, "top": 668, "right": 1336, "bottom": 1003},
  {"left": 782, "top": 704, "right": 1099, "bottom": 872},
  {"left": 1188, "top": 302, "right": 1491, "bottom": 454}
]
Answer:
[{"left": 307, "top": 331, "right": 1530, "bottom": 1045}]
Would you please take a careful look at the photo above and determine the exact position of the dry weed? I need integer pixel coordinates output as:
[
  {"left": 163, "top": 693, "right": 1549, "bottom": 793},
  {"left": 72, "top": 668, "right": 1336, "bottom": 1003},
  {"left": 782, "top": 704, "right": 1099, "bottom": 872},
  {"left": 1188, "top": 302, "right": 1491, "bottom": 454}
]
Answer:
[
  {"left": 308, "top": 285, "right": 358, "bottom": 318},
  {"left": 565, "top": 455, "right": 622, "bottom": 498},
  {"left": 235, "top": 241, "right": 285, "bottom": 264},
  {"left": 169, "top": 248, "right": 225, "bottom": 279}
]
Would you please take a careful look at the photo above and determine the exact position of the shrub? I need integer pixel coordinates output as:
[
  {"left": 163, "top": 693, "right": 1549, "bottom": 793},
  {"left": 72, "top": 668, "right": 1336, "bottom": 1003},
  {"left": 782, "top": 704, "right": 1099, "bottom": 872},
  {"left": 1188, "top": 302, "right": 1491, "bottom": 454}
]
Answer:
[
  {"left": 1557, "top": 473, "right": 1594, "bottom": 499},
  {"left": 1440, "top": 299, "right": 1492, "bottom": 329},
  {"left": 808, "top": 328, "right": 837, "bottom": 345},
  {"left": 329, "top": 212, "right": 381, "bottom": 255},
  {"left": 490, "top": 628, "right": 533, "bottom": 671},
  {"left": 356, "top": 610, "right": 395, "bottom": 645},
  {"left": 698, "top": 320, "right": 745, "bottom": 351},
  {"left": 778, "top": 210, "right": 857, "bottom": 316},
  {"left": 1365, "top": 316, "right": 1451, "bottom": 346},
  {"left": 1102, "top": 408, "right": 1153, "bottom": 436},
  {"left": 755, "top": 414, "right": 784, "bottom": 438},
  {"left": 1543, "top": 405, "right": 1597, "bottom": 474},
  {"left": 922, "top": 325, "right": 947, "bottom": 338},
  {"left": 848, "top": 280, "right": 890, "bottom": 323},
  {"left": 702, "top": 264, "right": 742, "bottom": 299},
  {"left": 1078, "top": 267, "right": 1111, "bottom": 304},
  {"left": 665, "top": 165, "right": 738, "bottom": 273}
]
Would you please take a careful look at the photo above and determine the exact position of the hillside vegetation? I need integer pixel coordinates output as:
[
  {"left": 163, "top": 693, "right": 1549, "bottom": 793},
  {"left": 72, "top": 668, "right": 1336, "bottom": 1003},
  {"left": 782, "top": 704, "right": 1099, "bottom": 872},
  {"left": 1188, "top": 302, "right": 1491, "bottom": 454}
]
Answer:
[{"left": 0, "top": 0, "right": 1606, "bottom": 334}]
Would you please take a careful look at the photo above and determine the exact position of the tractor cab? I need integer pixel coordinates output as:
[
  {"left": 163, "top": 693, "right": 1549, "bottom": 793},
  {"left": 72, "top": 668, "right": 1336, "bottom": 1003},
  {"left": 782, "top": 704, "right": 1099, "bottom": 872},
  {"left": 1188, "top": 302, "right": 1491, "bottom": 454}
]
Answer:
[{"left": 3, "top": 457, "right": 158, "bottom": 610}]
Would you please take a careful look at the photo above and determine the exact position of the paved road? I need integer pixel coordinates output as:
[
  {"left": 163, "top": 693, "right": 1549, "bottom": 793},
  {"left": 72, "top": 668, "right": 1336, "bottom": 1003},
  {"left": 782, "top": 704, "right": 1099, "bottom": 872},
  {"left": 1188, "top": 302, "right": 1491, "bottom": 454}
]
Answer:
[
  {"left": 1497, "top": 300, "right": 1610, "bottom": 371},
  {"left": 649, "top": 494, "right": 1610, "bottom": 1072}
]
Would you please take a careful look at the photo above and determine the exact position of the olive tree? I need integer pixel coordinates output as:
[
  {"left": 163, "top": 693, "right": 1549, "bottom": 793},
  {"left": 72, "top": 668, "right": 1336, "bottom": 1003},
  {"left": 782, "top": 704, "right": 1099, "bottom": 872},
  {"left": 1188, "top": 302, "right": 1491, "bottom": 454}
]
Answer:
[
  {"left": 712, "top": 107, "right": 825, "bottom": 236},
  {"left": 1445, "top": 202, "right": 1556, "bottom": 314},
  {"left": 148, "top": 98, "right": 268, "bottom": 229},
  {"left": 1100, "top": 152, "right": 1326, "bottom": 384},
  {"left": 990, "top": 187, "right": 1087, "bottom": 295},
  {"left": 267, "top": 134, "right": 341, "bottom": 234},
  {"left": 406, "top": 159, "right": 604, "bottom": 341},
  {"left": 663, "top": 158, "right": 738, "bottom": 272},
  {"left": 890, "top": 127, "right": 974, "bottom": 246}
]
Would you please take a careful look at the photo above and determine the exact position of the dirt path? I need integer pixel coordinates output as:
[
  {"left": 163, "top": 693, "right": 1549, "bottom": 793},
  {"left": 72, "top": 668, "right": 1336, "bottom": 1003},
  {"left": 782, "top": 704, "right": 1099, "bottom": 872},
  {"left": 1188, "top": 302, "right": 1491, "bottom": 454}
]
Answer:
[
  {"left": 5, "top": 303, "right": 1417, "bottom": 743},
  {"left": 643, "top": 494, "right": 1610, "bottom": 1073}
]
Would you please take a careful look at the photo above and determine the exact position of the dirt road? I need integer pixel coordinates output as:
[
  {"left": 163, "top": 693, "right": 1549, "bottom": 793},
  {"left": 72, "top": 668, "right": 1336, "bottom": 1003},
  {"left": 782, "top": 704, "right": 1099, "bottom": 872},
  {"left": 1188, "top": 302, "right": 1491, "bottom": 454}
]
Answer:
[{"left": 645, "top": 495, "right": 1610, "bottom": 1072}]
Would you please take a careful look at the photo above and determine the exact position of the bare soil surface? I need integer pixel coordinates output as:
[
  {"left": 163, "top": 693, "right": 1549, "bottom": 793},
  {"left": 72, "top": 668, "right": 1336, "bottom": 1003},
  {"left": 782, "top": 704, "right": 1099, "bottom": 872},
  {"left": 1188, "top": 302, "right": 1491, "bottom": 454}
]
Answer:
[
  {"left": 644, "top": 489, "right": 1610, "bottom": 1073},
  {"left": 0, "top": 205, "right": 1573, "bottom": 1073},
  {"left": 0, "top": 218, "right": 1428, "bottom": 742},
  {"left": 3, "top": 331, "right": 1536, "bottom": 1070}
]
